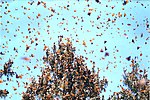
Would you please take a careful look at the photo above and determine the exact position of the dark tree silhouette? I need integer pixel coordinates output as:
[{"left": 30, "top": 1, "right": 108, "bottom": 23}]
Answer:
[
  {"left": 109, "top": 59, "right": 150, "bottom": 100},
  {"left": 22, "top": 37, "right": 108, "bottom": 100}
]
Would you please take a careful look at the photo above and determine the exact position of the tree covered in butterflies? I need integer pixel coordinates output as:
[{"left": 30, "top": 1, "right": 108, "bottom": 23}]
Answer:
[
  {"left": 0, "top": 59, "right": 17, "bottom": 98},
  {"left": 109, "top": 59, "right": 150, "bottom": 100},
  {"left": 22, "top": 36, "right": 108, "bottom": 100}
]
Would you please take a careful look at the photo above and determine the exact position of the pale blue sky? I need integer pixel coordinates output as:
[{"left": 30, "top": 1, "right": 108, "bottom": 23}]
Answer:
[{"left": 0, "top": 0, "right": 150, "bottom": 99}]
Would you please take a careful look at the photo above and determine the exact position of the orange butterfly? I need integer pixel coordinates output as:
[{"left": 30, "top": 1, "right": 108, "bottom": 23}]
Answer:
[{"left": 21, "top": 57, "right": 31, "bottom": 61}]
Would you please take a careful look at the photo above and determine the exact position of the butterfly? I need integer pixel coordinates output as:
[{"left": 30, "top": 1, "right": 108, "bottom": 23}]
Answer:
[
  {"left": 126, "top": 56, "right": 131, "bottom": 61},
  {"left": 21, "top": 57, "right": 31, "bottom": 61}
]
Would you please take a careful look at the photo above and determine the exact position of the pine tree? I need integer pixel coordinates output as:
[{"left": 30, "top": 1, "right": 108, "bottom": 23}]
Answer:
[{"left": 22, "top": 37, "right": 108, "bottom": 100}]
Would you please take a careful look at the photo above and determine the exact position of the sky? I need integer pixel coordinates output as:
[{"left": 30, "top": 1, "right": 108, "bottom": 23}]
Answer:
[{"left": 0, "top": 0, "right": 150, "bottom": 100}]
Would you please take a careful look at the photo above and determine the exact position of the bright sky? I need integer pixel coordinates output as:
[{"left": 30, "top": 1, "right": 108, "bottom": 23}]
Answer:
[{"left": 0, "top": 0, "right": 150, "bottom": 100}]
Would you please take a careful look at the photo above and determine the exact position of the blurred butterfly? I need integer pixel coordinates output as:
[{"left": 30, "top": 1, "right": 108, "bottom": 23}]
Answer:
[
  {"left": 0, "top": 52, "right": 5, "bottom": 55},
  {"left": 16, "top": 74, "right": 19, "bottom": 78},
  {"left": 105, "top": 52, "right": 109, "bottom": 57},
  {"left": 139, "top": 70, "right": 143, "bottom": 73},
  {"left": 0, "top": 79, "right": 3, "bottom": 83},
  {"left": 126, "top": 56, "right": 131, "bottom": 61},
  {"left": 140, "top": 90, "right": 146, "bottom": 93},
  {"left": 123, "top": 0, "right": 128, "bottom": 5},
  {"left": 21, "top": 57, "right": 31, "bottom": 61},
  {"left": 95, "top": 0, "right": 101, "bottom": 3},
  {"left": 100, "top": 49, "right": 103, "bottom": 52}
]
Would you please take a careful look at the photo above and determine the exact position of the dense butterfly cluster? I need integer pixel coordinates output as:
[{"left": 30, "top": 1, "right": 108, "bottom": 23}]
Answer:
[
  {"left": 109, "top": 60, "right": 150, "bottom": 100},
  {"left": 0, "top": 59, "right": 15, "bottom": 80},
  {"left": 22, "top": 37, "right": 108, "bottom": 100}
]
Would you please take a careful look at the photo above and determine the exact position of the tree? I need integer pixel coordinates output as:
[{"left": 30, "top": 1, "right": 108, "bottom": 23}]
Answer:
[
  {"left": 0, "top": 58, "right": 23, "bottom": 99},
  {"left": 22, "top": 37, "right": 108, "bottom": 100},
  {"left": 0, "top": 59, "right": 14, "bottom": 99},
  {"left": 0, "top": 59, "right": 18, "bottom": 80},
  {"left": 109, "top": 59, "right": 150, "bottom": 100}
]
